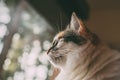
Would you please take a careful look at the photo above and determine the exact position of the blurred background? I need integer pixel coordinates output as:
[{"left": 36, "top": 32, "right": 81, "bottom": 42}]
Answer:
[{"left": 0, "top": 0, "right": 120, "bottom": 80}]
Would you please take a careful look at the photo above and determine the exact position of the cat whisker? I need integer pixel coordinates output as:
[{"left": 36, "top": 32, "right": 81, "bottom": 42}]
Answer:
[
  {"left": 60, "top": 13, "right": 63, "bottom": 31},
  {"left": 59, "top": 49, "right": 71, "bottom": 53},
  {"left": 58, "top": 49, "right": 69, "bottom": 51},
  {"left": 56, "top": 24, "right": 60, "bottom": 32}
]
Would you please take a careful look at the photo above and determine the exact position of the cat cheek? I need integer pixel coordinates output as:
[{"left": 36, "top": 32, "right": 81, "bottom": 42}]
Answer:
[{"left": 57, "top": 42, "right": 64, "bottom": 48}]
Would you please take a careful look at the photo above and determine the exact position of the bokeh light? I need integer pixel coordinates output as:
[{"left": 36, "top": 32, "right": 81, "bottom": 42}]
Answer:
[{"left": 0, "top": 1, "right": 54, "bottom": 80}]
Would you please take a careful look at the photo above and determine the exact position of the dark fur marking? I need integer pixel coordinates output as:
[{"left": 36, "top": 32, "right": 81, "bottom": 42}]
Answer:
[
  {"left": 63, "top": 30, "right": 86, "bottom": 45},
  {"left": 90, "top": 33, "right": 100, "bottom": 45}
]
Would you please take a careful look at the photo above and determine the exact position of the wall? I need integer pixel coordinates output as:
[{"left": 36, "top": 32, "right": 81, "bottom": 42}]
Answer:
[{"left": 87, "top": 0, "right": 120, "bottom": 49}]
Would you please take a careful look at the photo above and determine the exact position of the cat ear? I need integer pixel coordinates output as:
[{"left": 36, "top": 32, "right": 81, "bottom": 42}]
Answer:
[{"left": 70, "top": 12, "right": 87, "bottom": 34}]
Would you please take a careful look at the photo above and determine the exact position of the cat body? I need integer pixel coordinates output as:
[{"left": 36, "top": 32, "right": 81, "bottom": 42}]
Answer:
[{"left": 47, "top": 13, "right": 120, "bottom": 80}]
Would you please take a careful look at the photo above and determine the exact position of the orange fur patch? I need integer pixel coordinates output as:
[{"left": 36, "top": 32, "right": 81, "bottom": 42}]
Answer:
[{"left": 57, "top": 31, "right": 64, "bottom": 39}]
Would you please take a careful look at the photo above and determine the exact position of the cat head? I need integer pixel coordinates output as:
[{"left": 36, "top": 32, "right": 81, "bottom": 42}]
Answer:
[{"left": 47, "top": 12, "right": 99, "bottom": 68}]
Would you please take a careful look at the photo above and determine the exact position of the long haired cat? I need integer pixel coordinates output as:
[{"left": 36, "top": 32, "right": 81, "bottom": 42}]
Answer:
[{"left": 47, "top": 12, "right": 120, "bottom": 80}]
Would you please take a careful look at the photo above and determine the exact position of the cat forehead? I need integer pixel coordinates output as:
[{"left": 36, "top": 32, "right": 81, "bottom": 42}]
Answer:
[
  {"left": 54, "top": 30, "right": 78, "bottom": 40},
  {"left": 54, "top": 31, "right": 64, "bottom": 40}
]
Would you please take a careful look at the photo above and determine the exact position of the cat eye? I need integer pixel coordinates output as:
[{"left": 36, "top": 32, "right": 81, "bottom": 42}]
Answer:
[
  {"left": 52, "top": 40, "right": 58, "bottom": 46},
  {"left": 50, "top": 38, "right": 64, "bottom": 51},
  {"left": 59, "top": 38, "right": 64, "bottom": 42},
  {"left": 47, "top": 41, "right": 58, "bottom": 54}
]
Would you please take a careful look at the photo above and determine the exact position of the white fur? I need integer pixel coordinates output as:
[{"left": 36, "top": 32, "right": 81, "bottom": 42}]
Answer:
[
  {"left": 54, "top": 42, "right": 120, "bottom": 80},
  {"left": 55, "top": 41, "right": 91, "bottom": 80}
]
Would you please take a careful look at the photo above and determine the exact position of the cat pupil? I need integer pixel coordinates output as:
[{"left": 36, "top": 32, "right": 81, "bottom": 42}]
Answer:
[
  {"left": 50, "top": 40, "right": 58, "bottom": 51},
  {"left": 52, "top": 40, "right": 58, "bottom": 47}
]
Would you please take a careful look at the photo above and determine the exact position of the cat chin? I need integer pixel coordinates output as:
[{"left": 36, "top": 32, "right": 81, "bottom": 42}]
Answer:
[{"left": 49, "top": 60, "right": 64, "bottom": 68}]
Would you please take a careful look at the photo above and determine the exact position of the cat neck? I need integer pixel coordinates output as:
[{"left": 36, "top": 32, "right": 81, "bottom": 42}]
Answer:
[
  {"left": 56, "top": 42, "right": 120, "bottom": 80},
  {"left": 56, "top": 41, "right": 101, "bottom": 80}
]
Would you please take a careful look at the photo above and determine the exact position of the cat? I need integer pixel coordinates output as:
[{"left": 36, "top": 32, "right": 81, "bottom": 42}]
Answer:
[{"left": 47, "top": 12, "right": 120, "bottom": 80}]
